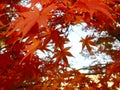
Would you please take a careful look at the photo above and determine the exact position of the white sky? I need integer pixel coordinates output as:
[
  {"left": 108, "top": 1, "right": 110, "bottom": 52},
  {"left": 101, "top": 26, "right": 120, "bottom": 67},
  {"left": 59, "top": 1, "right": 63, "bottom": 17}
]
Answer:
[
  {"left": 36, "top": 23, "right": 116, "bottom": 73},
  {"left": 65, "top": 24, "right": 113, "bottom": 72}
]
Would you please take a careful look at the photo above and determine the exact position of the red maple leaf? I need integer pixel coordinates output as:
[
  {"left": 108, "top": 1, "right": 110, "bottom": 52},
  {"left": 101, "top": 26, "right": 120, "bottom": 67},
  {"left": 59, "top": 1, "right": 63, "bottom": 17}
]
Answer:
[
  {"left": 53, "top": 47, "right": 73, "bottom": 66},
  {"left": 80, "top": 35, "right": 96, "bottom": 52}
]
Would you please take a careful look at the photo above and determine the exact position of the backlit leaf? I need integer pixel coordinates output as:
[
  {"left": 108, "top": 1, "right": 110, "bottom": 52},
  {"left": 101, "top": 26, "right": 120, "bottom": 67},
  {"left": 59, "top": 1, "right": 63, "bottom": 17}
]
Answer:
[{"left": 80, "top": 35, "right": 96, "bottom": 52}]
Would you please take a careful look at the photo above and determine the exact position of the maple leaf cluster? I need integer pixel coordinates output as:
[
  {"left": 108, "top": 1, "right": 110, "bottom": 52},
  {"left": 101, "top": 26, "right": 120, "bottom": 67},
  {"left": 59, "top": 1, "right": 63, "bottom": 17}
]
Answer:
[{"left": 0, "top": 0, "right": 120, "bottom": 89}]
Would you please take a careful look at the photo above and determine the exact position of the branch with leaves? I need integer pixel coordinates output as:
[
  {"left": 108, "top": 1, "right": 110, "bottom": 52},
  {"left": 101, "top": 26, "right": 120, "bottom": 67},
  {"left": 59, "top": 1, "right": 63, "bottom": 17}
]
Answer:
[{"left": 0, "top": 0, "right": 120, "bottom": 89}]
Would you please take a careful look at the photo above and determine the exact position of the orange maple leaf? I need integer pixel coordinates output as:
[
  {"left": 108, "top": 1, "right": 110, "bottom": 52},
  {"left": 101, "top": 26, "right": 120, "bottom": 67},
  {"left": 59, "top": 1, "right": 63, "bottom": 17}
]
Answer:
[
  {"left": 6, "top": 7, "right": 39, "bottom": 39},
  {"left": 80, "top": 35, "right": 96, "bottom": 52},
  {"left": 20, "top": 39, "right": 41, "bottom": 64},
  {"left": 71, "top": 0, "right": 114, "bottom": 21},
  {"left": 53, "top": 47, "right": 73, "bottom": 66}
]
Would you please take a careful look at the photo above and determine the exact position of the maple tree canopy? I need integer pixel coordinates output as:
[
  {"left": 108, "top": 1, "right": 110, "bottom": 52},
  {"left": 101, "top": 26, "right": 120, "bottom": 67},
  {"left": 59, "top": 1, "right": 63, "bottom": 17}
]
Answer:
[{"left": 0, "top": 0, "right": 120, "bottom": 89}]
